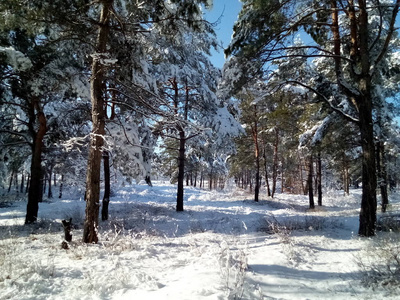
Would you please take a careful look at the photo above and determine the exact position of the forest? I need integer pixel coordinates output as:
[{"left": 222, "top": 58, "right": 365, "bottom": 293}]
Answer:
[{"left": 1, "top": 0, "right": 400, "bottom": 299}]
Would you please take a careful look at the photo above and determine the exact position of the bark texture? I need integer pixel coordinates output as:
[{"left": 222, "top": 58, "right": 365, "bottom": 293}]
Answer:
[
  {"left": 101, "top": 151, "right": 110, "bottom": 221},
  {"left": 83, "top": 0, "right": 112, "bottom": 243},
  {"left": 176, "top": 128, "right": 185, "bottom": 211},
  {"left": 25, "top": 98, "right": 47, "bottom": 224},
  {"left": 356, "top": 0, "right": 377, "bottom": 236}
]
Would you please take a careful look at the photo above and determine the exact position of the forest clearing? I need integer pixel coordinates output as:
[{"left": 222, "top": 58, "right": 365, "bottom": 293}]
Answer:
[
  {"left": 1, "top": 182, "right": 400, "bottom": 300},
  {"left": 1, "top": 1, "right": 400, "bottom": 299}
]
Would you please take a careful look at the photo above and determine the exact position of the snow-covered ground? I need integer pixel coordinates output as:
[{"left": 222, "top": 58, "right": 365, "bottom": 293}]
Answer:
[{"left": 0, "top": 182, "right": 399, "bottom": 300}]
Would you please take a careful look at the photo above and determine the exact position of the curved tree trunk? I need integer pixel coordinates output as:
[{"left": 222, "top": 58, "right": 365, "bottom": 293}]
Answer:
[
  {"left": 25, "top": 99, "right": 47, "bottom": 224},
  {"left": 83, "top": 0, "right": 112, "bottom": 243}
]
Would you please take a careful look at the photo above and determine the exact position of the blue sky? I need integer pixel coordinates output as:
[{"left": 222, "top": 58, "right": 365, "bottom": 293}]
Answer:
[{"left": 204, "top": 0, "right": 242, "bottom": 68}]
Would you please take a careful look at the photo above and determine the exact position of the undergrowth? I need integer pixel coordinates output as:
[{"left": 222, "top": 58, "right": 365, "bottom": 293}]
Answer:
[{"left": 357, "top": 233, "right": 400, "bottom": 292}]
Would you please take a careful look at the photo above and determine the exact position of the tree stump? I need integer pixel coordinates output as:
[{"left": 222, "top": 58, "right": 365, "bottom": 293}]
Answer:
[{"left": 61, "top": 218, "right": 73, "bottom": 249}]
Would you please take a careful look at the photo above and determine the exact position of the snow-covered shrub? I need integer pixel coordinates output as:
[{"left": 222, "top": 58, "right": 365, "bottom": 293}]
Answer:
[
  {"left": 63, "top": 202, "right": 84, "bottom": 229},
  {"left": 218, "top": 240, "right": 248, "bottom": 299},
  {"left": 0, "top": 225, "right": 59, "bottom": 291},
  {"left": 30, "top": 218, "right": 62, "bottom": 234},
  {"left": 189, "top": 220, "right": 206, "bottom": 233},
  {"left": 263, "top": 215, "right": 342, "bottom": 234},
  {"left": 264, "top": 216, "right": 299, "bottom": 264},
  {"left": 0, "top": 232, "right": 18, "bottom": 282},
  {"left": 100, "top": 228, "right": 136, "bottom": 255},
  {"left": 263, "top": 214, "right": 343, "bottom": 265},
  {"left": 377, "top": 214, "right": 400, "bottom": 232},
  {"left": 357, "top": 233, "right": 400, "bottom": 291}
]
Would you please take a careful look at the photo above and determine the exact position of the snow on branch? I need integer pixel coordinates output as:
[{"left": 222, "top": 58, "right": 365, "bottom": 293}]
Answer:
[
  {"left": 284, "top": 80, "right": 360, "bottom": 124},
  {"left": 0, "top": 47, "right": 32, "bottom": 71},
  {"left": 90, "top": 53, "right": 118, "bottom": 66},
  {"left": 61, "top": 135, "right": 90, "bottom": 152}
]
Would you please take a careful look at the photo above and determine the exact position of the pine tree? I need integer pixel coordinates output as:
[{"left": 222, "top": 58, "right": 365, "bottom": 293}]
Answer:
[
  {"left": 0, "top": 2, "right": 88, "bottom": 222},
  {"left": 225, "top": 0, "right": 400, "bottom": 236}
]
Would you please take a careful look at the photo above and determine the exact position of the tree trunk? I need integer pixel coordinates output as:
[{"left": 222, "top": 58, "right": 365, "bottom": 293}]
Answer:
[
  {"left": 255, "top": 156, "right": 260, "bottom": 202},
  {"left": 145, "top": 175, "right": 152, "bottom": 186},
  {"left": 358, "top": 104, "right": 377, "bottom": 236},
  {"left": 344, "top": 166, "right": 349, "bottom": 195},
  {"left": 83, "top": 0, "right": 112, "bottom": 243},
  {"left": 48, "top": 166, "right": 53, "bottom": 199},
  {"left": 59, "top": 174, "right": 64, "bottom": 199},
  {"left": 251, "top": 105, "right": 260, "bottom": 202},
  {"left": 26, "top": 173, "right": 30, "bottom": 194},
  {"left": 8, "top": 169, "right": 14, "bottom": 193},
  {"left": 42, "top": 170, "right": 46, "bottom": 196},
  {"left": 298, "top": 151, "right": 305, "bottom": 195},
  {"left": 380, "top": 145, "right": 389, "bottom": 213},
  {"left": 308, "top": 155, "right": 315, "bottom": 209},
  {"left": 317, "top": 151, "right": 322, "bottom": 206},
  {"left": 248, "top": 170, "right": 253, "bottom": 192},
  {"left": 14, "top": 172, "right": 18, "bottom": 194},
  {"left": 25, "top": 98, "right": 46, "bottom": 224},
  {"left": 357, "top": 0, "right": 377, "bottom": 237},
  {"left": 281, "top": 156, "right": 285, "bottom": 194},
  {"left": 62, "top": 218, "right": 73, "bottom": 242},
  {"left": 176, "top": 129, "right": 185, "bottom": 212},
  {"left": 271, "top": 128, "right": 279, "bottom": 197},
  {"left": 102, "top": 151, "right": 110, "bottom": 221},
  {"left": 265, "top": 169, "right": 271, "bottom": 197},
  {"left": 377, "top": 141, "right": 389, "bottom": 212},
  {"left": 342, "top": 153, "right": 350, "bottom": 195},
  {"left": 263, "top": 148, "right": 271, "bottom": 197},
  {"left": 20, "top": 172, "right": 25, "bottom": 193}
]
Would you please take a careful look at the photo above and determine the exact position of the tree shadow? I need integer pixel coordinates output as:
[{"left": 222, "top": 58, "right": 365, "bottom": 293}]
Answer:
[
  {"left": 99, "top": 200, "right": 269, "bottom": 238},
  {"left": 0, "top": 184, "right": 363, "bottom": 242},
  {"left": 0, "top": 219, "right": 64, "bottom": 240},
  {"left": 245, "top": 264, "right": 362, "bottom": 299}
]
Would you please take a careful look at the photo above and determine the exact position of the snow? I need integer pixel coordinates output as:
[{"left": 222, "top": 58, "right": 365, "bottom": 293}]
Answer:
[
  {"left": 1, "top": 182, "right": 399, "bottom": 299},
  {"left": 0, "top": 46, "right": 32, "bottom": 71}
]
